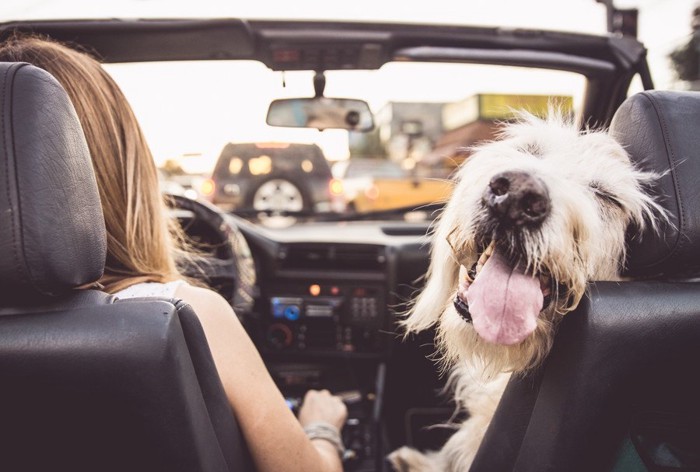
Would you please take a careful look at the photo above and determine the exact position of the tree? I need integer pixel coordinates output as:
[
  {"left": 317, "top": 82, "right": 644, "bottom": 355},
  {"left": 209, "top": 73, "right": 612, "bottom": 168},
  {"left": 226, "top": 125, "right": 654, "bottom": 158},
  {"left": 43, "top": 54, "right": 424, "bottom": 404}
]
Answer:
[{"left": 670, "top": 5, "right": 700, "bottom": 85}]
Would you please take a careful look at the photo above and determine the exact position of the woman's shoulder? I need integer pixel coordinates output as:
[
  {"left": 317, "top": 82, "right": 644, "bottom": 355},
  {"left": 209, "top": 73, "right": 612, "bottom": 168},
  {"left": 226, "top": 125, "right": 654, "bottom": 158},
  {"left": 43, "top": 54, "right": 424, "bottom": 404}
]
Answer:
[
  {"left": 115, "top": 280, "right": 235, "bottom": 321},
  {"left": 115, "top": 279, "right": 186, "bottom": 299},
  {"left": 173, "top": 283, "right": 247, "bottom": 352},
  {"left": 174, "top": 283, "right": 235, "bottom": 318}
]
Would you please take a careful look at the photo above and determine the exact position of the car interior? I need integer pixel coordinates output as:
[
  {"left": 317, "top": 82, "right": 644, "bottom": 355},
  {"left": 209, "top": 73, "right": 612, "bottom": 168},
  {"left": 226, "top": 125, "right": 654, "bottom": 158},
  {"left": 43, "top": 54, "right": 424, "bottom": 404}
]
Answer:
[
  {"left": 0, "top": 17, "right": 699, "bottom": 472},
  {"left": 0, "top": 61, "right": 252, "bottom": 472}
]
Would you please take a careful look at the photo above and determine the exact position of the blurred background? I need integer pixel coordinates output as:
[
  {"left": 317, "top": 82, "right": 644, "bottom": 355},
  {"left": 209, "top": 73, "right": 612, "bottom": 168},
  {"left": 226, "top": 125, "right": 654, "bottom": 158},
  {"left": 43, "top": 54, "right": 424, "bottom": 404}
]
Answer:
[{"left": 2, "top": 0, "right": 699, "bottom": 217}]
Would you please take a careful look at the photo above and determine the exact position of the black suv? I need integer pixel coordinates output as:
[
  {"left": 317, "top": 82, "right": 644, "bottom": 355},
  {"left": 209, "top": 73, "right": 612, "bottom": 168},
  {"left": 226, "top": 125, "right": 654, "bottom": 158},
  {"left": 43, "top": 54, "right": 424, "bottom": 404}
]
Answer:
[{"left": 206, "top": 142, "right": 343, "bottom": 213}]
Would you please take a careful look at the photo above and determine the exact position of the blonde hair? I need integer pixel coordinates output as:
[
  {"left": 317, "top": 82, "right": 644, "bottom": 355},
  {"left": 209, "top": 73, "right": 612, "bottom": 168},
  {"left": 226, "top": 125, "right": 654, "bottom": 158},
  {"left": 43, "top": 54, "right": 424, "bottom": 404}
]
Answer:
[{"left": 0, "top": 35, "right": 185, "bottom": 293}]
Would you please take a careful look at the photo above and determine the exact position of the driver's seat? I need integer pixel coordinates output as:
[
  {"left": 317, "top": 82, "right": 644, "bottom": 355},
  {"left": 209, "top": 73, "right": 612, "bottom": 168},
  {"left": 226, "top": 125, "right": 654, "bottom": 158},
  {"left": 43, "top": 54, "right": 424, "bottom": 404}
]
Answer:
[{"left": 0, "top": 62, "right": 252, "bottom": 471}]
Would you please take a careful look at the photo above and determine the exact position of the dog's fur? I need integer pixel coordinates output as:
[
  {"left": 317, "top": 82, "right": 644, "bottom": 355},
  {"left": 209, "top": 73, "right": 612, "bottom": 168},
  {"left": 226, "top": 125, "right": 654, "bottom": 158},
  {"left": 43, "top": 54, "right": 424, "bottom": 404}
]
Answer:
[{"left": 389, "top": 113, "right": 661, "bottom": 471}]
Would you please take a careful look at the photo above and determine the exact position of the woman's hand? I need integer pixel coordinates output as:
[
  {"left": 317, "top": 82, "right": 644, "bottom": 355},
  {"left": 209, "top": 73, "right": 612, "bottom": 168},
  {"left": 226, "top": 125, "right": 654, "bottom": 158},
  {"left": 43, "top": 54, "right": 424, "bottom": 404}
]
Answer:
[{"left": 298, "top": 389, "right": 348, "bottom": 430}]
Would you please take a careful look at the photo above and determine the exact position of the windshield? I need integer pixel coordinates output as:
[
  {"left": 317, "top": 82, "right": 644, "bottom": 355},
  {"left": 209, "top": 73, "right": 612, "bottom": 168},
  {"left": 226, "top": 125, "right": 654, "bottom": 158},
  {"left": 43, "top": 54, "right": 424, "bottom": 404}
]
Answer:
[{"left": 104, "top": 60, "right": 586, "bottom": 223}]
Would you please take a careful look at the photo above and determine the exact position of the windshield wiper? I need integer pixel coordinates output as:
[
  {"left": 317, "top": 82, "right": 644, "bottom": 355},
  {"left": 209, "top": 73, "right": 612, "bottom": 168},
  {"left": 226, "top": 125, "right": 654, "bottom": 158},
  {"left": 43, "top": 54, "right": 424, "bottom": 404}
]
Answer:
[
  {"left": 230, "top": 202, "right": 446, "bottom": 222},
  {"left": 313, "top": 202, "right": 446, "bottom": 222},
  {"left": 230, "top": 208, "right": 338, "bottom": 219}
]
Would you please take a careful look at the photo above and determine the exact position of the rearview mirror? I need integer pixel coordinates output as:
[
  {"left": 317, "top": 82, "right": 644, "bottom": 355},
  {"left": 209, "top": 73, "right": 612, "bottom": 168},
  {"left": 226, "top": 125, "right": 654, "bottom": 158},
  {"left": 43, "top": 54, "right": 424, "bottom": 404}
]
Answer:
[{"left": 267, "top": 97, "right": 374, "bottom": 132}]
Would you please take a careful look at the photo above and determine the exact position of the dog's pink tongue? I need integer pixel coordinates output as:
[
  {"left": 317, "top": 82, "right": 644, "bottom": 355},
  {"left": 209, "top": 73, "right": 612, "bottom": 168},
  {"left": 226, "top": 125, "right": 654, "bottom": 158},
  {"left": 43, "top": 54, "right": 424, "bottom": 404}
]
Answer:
[{"left": 466, "top": 250, "right": 543, "bottom": 345}]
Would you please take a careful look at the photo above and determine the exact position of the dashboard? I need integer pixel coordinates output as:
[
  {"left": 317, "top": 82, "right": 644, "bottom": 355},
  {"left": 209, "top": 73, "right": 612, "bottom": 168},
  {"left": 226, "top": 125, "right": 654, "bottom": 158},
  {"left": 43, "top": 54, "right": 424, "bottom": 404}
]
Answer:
[
  {"left": 245, "top": 223, "right": 424, "bottom": 354},
  {"left": 172, "top": 196, "right": 438, "bottom": 471},
  {"left": 241, "top": 220, "right": 435, "bottom": 470}
]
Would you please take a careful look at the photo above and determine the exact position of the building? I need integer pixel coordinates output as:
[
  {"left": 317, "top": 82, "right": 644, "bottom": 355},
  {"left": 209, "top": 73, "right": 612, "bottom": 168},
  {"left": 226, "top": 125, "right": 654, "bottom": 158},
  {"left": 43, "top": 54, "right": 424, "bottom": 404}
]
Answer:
[{"left": 427, "top": 94, "right": 573, "bottom": 175}]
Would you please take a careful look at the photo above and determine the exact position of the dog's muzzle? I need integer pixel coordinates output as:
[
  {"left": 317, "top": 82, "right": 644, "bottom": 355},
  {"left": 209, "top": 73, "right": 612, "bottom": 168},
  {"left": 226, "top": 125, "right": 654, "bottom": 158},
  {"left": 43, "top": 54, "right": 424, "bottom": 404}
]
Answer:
[
  {"left": 484, "top": 171, "right": 550, "bottom": 226},
  {"left": 453, "top": 294, "right": 473, "bottom": 323}
]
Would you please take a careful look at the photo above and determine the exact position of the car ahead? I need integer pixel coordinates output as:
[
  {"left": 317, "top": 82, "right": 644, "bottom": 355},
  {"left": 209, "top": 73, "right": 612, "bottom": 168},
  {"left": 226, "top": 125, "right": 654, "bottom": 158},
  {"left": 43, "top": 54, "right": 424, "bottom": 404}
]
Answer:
[
  {"left": 2, "top": 11, "right": 695, "bottom": 472},
  {"left": 332, "top": 157, "right": 453, "bottom": 212},
  {"left": 204, "top": 142, "right": 345, "bottom": 213}
]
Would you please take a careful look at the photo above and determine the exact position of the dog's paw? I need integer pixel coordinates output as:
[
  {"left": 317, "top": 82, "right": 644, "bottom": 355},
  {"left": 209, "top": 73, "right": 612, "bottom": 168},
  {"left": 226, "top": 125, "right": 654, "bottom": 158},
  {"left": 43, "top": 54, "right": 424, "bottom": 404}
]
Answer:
[{"left": 387, "top": 446, "right": 436, "bottom": 472}]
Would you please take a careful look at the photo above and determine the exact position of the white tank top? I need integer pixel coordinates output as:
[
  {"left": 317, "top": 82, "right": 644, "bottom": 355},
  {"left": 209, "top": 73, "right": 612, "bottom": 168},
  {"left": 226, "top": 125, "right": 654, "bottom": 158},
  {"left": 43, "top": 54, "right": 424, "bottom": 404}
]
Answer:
[{"left": 114, "top": 280, "right": 186, "bottom": 299}]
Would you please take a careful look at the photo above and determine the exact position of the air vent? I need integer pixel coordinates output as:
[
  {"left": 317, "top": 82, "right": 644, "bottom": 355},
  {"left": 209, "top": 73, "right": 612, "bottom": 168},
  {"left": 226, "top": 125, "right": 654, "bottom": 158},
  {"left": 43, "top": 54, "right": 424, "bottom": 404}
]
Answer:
[{"left": 279, "top": 244, "right": 386, "bottom": 271}]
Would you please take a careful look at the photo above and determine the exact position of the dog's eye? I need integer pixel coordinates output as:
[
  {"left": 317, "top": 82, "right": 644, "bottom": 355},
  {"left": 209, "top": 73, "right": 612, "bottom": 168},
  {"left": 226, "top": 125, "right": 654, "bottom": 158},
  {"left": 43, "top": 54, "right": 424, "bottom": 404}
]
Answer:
[{"left": 589, "top": 182, "right": 624, "bottom": 209}]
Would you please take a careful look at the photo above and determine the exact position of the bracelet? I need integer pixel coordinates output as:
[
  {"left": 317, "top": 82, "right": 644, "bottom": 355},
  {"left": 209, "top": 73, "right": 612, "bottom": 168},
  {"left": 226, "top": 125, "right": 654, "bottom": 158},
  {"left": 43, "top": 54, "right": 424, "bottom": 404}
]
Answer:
[{"left": 303, "top": 421, "right": 346, "bottom": 458}]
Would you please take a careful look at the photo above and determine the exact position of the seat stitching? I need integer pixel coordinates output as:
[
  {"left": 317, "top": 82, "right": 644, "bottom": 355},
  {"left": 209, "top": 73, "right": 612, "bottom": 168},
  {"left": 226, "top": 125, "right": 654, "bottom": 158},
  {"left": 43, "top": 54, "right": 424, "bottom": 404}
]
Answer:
[
  {"left": 640, "top": 92, "right": 686, "bottom": 266},
  {"left": 1, "top": 64, "right": 29, "bottom": 287}
]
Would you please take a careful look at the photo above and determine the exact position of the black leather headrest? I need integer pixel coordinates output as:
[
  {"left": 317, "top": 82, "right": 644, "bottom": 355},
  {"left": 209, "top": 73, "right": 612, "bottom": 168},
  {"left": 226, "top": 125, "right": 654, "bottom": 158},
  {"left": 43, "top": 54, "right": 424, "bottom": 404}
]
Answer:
[
  {"left": 0, "top": 62, "right": 106, "bottom": 299},
  {"left": 612, "top": 90, "right": 700, "bottom": 278}
]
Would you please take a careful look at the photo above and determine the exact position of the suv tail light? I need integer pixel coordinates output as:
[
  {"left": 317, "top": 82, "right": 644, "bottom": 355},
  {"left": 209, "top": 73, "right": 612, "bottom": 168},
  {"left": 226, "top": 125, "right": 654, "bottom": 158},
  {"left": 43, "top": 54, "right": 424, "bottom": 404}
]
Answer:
[
  {"left": 200, "top": 178, "right": 216, "bottom": 199},
  {"left": 329, "top": 178, "right": 346, "bottom": 212},
  {"left": 329, "top": 178, "right": 344, "bottom": 196}
]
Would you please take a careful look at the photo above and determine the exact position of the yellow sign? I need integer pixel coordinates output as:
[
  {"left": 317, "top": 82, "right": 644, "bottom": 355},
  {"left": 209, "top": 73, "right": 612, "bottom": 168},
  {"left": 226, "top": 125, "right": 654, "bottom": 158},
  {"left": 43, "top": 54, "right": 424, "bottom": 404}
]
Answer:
[
  {"left": 443, "top": 94, "right": 574, "bottom": 130},
  {"left": 480, "top": 94, "right": 573, "bottom": 120}
]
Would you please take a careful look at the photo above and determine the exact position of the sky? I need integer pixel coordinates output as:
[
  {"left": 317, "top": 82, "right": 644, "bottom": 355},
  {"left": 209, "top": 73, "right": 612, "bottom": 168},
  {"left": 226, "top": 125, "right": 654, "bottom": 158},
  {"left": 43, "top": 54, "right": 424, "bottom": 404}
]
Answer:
[
  {"left": 100, "top": 62, "right": 587, "bottom": 169},
  {"left": 1, "top": 0, "right": 697, "bottom": 171}
]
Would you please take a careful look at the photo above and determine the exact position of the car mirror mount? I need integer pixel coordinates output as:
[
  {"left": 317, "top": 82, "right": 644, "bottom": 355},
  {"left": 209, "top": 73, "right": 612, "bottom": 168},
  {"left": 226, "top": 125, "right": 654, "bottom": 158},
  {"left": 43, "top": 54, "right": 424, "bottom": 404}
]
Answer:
[{"left": 313, "top": 71, "right": 325, "bottom": 98}]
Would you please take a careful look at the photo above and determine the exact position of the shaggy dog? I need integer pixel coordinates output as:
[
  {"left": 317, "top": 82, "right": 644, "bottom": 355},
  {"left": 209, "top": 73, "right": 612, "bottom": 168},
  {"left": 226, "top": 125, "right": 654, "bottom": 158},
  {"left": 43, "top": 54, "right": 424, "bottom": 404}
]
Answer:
[{"left": 389, "top": 114, "right": 661, "bottom": 471}]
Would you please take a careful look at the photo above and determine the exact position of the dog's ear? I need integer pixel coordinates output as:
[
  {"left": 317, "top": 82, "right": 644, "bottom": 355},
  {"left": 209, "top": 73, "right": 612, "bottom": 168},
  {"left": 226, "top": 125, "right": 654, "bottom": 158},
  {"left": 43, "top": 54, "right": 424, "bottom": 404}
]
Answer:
[{"left": 401, "top": 223, "right": 460, "bottom": 334}]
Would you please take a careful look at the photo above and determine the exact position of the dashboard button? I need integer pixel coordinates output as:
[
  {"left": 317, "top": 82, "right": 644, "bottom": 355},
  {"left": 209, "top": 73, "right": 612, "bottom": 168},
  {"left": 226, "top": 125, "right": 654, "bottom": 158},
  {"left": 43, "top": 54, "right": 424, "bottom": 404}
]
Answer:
[
  {"left": 284, "top": 305, "right": 301, "bottom": 321},
  {"left": 267, "top": 323, "right": 293, "bottom": 348}
]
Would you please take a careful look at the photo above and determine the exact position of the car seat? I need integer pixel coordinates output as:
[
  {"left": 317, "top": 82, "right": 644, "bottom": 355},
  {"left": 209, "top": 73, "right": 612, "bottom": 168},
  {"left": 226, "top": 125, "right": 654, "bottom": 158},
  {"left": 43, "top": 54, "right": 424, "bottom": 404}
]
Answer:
[
  {"left": 470, "top": 90, "right": 700, "bottom": 472},
  {"left": 0, "top": 62, "right": 252, "bottom": 472}
]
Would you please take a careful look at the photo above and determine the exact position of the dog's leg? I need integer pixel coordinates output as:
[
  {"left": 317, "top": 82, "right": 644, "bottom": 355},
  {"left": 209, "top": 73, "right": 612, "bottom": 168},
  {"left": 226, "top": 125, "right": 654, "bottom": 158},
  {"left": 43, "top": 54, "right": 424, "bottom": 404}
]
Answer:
[
  {"left": 387, "top": 446, "right": 448, "bottom": 472},
  {"left": 387, "top": 409, "right": 498, "bottom": 472},
  {"left": 388, "top": 372, "right": 510, "bottom": 472},
  {"left": 434, "top": 371, "right": 510, "bottom": 470}
]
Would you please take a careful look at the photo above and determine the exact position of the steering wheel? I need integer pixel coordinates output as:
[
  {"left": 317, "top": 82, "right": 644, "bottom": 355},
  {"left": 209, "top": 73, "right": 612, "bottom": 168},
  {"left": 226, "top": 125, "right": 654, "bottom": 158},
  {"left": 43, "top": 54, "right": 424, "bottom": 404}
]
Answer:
[{"left": 166, "top": 193, "right": 257, "bottom": 316}]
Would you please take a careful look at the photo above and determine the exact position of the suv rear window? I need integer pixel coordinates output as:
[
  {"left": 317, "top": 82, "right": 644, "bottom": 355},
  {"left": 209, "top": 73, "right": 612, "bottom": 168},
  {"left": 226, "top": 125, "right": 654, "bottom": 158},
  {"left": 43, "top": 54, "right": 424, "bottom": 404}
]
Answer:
[{"left": 214, "top": 143, "right": 332, "bottom": 179}]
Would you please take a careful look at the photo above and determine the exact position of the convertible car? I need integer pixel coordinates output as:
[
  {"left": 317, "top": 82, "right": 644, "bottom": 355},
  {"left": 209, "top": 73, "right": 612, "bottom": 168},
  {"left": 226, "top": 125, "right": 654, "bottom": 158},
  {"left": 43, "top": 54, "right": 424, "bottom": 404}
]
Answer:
[{"left": 0, "top": 14, "right": 699, "bottom": 472}]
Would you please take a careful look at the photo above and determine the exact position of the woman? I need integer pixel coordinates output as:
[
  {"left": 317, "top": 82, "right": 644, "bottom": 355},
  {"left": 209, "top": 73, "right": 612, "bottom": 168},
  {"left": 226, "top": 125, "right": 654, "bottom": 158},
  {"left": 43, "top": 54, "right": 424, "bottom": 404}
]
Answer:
[{"left": 0, "top": 36, "right": 347, "bottom": 472}]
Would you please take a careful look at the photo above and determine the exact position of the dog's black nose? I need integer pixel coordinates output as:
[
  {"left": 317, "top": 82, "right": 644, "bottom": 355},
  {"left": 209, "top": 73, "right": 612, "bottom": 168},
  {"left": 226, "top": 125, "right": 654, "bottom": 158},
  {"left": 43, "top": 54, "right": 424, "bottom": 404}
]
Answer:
[{"left": 485, "top": 171, "right": 550, "bottom": 225}]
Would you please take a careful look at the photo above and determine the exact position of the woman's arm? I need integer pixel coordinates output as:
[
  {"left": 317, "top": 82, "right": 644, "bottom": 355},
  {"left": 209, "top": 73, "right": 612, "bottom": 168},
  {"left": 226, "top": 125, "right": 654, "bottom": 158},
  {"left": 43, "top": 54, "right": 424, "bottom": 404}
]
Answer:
[{"left": 175, "top": 284, "right": 346, "bottom": 472}]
